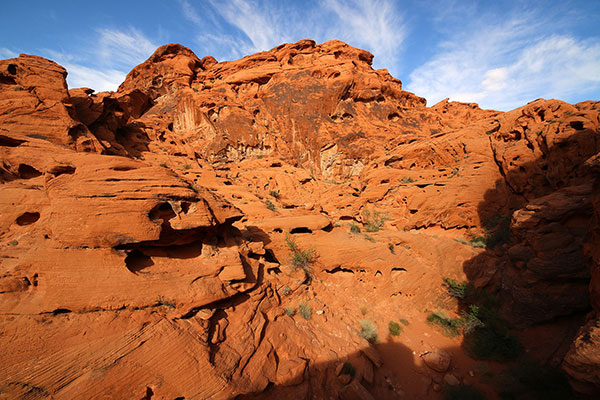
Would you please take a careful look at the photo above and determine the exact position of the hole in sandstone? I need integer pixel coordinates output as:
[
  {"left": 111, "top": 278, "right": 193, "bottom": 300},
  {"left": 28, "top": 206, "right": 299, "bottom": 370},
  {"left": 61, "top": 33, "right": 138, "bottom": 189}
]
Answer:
[
  {"left": 111, "top": 165, "right": 137, "bottom": 171},
  {"left": 273, "top": 228, "right": 283, "bottom": 233},
  {"left": 8, "top": 64, "right": 17, "bottom": 75},
  {"left": 270, "top": 162, "right": 282, "bottom": 167},
  {"left": 290, "top": 227, "right": 312, "bottom": 234},
  {"left": 392, "top": 267, "right": 407, "bottom": 272},
  {"left": 325, "top": 266, "right": 354, "bottom": 274},
  {"left": 0, "top": 135, "right": 25, "bottom": 147},
  {"left": 569, "top": 121, "right": 584, "bottom": 130},
  {"left": 526, "top": 142, "right": 534, "bottom": 150},
  {"left": 0, "top": 75, "right": 16, "bottom": 85},
  {"left": 52, "top": 308, "right": 72, "bottom": 315},
  {"left": 267, "top": 266, "right": 281, "bottom": 275},
  {"left": 409, "top": 209, "right": 418, "bottom": 214},
  {"left": 167, "top": 123, "right": 173, "bottom": 131},
  {"left": 388, "top": 113, "right": 400, "bottom": 121},
  {"left": 124, "top": 250, "right": 154, "bottom": 273},
  {"left": 223, "top": 181, "right": 232, "bottom": 185},
  {"left": 380, "top": 179, "right": 389, "bottom": 184},
  {"left": 148, "top": 202, "right": 176, "bottom": 222},
  {"left": 321, "top": 223, "right": 333, "bottom": 232},
  {"left": 142, "top": 386, "right": 154, "bottom": 400},
  {"left": 18, "top": 164, "right": 42, "bottom": 179},
  {"left": 375, "top": 270, "right": 382, "bottom": 276},
  {"left": 49, "top": 165, "right": 76, "bottom": 176},
  {"left": 16, "top": 212, "right": 40, "bottom": 226},
  {"left": 180, "top": 202, "right": 191, "bottom": 214},
  {"left": 264, "top": 249, "right": 279, "bottom": 263}
]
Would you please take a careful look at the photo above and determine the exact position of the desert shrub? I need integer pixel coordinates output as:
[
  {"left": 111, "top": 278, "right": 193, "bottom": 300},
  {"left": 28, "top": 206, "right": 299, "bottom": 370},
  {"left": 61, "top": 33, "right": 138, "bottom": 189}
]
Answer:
[
  {"left": 298, "top": 302, "right": 311, "bottom": 320},
  {"left": 8, "top": 240, "right": 18, "bottom": 246},
  {"left": 269, "top": 190, "right": 280, "bottom": 198},
  {"left": 284, "top": 306, "right": 295, "bottom": 316},
  {"left": 13, "top": 85, "right": 23, "bottom": 91},
  {"left": 388, "top": 243, "right": 395, "bottom": 254},
  {"left": 360, "top": 306, "right": 368, "bottom": 315},
  {"left": 155, "top": 296, "right": 175, "bottom": 308},
  {"left": 443, "top": 277, "right": 470, "bottom": 299},
  {"left": 362, "top": 209, "right": 388, "bottom": 232},
  {"left": 286, "top": 235, "right": 317, "bottom": 270},
  {"left": 444, "top": 384, "right": 485, "bottom": 400},
  {"left": 349, "top": 223, "right": 361, "bottom": 234},
  {"left": 279, "top": 285, "right": 291, "bottom": 296},
  {"left": 388, "top": 321, "right": 402, "bottom": 336},
  {"left": 427, "top": 311, "right": 462, "bottom": 337},
  {"left": 159, "top": 163, "right": 168, "bottom": 168},
  {"left": 363, "top": 234, "right": 376, "bottom": 242},
  {"left": 183, "top": 163, "right": 191, "bottom": 170},
  {"left": 341, "top": 362, "right": 356, "bottom": 378},
  {"left": 359, "top": 319, "right": 378, "bottom": 343},
  {"left": 400, "top": 177, "right": 415, "bottom": 183},
  {"left": 265, "top": 199, "right": 276, "bottom": 211},
  {"left": 399, "top": 318, "right": 410, "bottom": 326}
]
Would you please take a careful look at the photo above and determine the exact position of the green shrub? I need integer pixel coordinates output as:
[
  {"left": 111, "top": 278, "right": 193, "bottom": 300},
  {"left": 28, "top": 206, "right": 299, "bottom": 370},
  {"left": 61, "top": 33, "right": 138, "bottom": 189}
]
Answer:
[
  {"left": 388, "top": 243, "right": 395, "bottom": 254},
  {"left": 341, "top": 362, "right": 356, "bottom": 378},
  {"left": 269, "top": 190, "right": 280, "bottom": 198},
  {"left": 443, "top": 277, "right": 470, "bottom": 299},
  {"left": 298, "top": 302, "right": 311, "bottom": 320},
  {"left": 400, "top": 177, "right": 415, "bottom": 183},
  {"left": 399, "top": 318, "right": 410, "bottom": 326},
  {"left": 444, "top": 384, "right": 485, "bottom": 400},
  {"left": 159, "top": 163, "right": 168, "bottom": 168},
  {"left": 284, "top": 306, "right": 295, "bottom": 316},
  {"left": 362, "top": 209, "right": 388, "bottom": 232},
  {"left": 286, "top": 235, "right": 316, "bottom": 270},
  {"left": 349, "top": 223, "right": 361, "bottom": 234},
  {"left": 359, "top": 319, "right": 378, "bottom": 343},
  {"left": 265, "top": 199, "right": 276, "bottom": 211},
  {"left": 280, "top": 285, "right": 291, "bottom": 296},
  {"left": 155, "top": 295, "right": 175, "bottom": 308},
  {"left": 8, "top": 240, "right": 18, "bottom": 246},
  {"left": 388, "top": 321, "right": 402, "bottom": 336},
  {"left": 427, "top": 311, "right": 462, "bottom": 337},
  {"left": 183, "top": 163, "right": 191, "bottom": 170},
  {"left": 360, "top": 306, "right": 368, "bottom": 315},
  {"left": 363, "top": 234, "right": 376, "bottom": 242}
]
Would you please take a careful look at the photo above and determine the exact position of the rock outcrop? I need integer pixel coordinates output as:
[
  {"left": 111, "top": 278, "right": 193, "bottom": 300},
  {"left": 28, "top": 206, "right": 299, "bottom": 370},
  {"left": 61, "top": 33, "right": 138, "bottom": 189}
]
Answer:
[{"left": 1, "top": 40, "right": 599, "bottom": 398}]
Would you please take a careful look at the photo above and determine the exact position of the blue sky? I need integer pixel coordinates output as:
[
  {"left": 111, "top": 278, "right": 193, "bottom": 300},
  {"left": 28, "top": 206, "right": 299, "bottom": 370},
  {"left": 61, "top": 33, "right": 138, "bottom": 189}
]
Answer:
[{"left": 1, "top": 0, "right": 599, "bottom": 111}]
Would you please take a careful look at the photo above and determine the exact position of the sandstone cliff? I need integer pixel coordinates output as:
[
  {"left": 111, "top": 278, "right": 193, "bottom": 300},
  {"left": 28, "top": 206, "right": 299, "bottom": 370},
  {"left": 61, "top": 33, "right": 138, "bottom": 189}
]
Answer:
[{"left": 1, "top": 40, "right": 599, "bottom": 399}]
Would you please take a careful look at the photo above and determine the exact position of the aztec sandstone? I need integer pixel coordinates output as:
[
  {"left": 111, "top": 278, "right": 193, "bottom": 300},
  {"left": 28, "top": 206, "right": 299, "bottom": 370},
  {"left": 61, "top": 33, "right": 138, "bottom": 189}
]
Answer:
[{"left": 0, "top": 39, "right": 599, "bottom": 399}]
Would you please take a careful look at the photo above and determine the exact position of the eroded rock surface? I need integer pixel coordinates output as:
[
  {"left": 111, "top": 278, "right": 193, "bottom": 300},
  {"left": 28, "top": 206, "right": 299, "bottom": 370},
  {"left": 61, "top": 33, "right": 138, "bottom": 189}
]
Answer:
[{"left": 1, "top": 41, "right": 599, "bottom": 398}]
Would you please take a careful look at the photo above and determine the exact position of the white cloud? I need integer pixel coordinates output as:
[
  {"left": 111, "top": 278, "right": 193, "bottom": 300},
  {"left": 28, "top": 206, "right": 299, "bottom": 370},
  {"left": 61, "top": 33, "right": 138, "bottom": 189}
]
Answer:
[
  {"left": 323, "top": 0, "right": 405, "bottom": 72},
  {"left": 39, "top": 28, "right": 158, "bottom": 92},
  {"left": 0, "top": 48, "right": 18, "bottom": 59},
  {"left": 182, "top": 0, "right": 405, "bottom": 73},
  {"left": 406, "top": 15, "right": 600, "bottom": 110},
  {"left": 96, "top": 28, "right": 158, "bottom": 70}
]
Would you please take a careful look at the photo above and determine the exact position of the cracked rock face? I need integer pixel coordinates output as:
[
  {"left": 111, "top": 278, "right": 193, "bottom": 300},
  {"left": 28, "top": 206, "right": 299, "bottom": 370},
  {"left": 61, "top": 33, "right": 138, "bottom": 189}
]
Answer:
[{"left": 1, "top": 41, "right": 600, "bottom": 398}]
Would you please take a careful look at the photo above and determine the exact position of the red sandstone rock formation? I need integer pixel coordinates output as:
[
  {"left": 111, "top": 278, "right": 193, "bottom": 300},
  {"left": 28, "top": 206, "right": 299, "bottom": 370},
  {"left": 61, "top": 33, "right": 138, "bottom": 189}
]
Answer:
[{"left": 1, "top": 40, "right": 599, "bottom": 399}]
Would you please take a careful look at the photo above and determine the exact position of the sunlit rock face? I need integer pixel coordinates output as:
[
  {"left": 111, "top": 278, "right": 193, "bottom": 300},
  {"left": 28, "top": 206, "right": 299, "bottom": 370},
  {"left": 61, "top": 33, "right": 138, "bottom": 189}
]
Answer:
[{"left": 1, "top": 41, "right": 599, "bottom": 398}]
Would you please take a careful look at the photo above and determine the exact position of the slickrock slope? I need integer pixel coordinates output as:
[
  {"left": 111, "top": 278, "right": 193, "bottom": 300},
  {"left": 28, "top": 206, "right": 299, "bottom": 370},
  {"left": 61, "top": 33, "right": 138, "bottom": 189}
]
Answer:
[{"left": 1, "top": 40, "right": 599, "bottom": 399}]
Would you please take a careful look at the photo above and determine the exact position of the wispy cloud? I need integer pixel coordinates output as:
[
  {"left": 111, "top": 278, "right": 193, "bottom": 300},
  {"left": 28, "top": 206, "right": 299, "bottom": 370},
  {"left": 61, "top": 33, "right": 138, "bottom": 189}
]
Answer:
[
  {"left": 40, "top": 28, "right": 157, "bottom": 92},
  {"left": 406, "top": 9, "right": 600, "bottom": 110},
  {"left": 181, "top": 0, "right": 406, "bottom": 74},
  {"left": 0, "top": 48, "right": 18, "bottom": 59},
  {"left": 323, "top": 0, "right": 405, "bottom": 72}
]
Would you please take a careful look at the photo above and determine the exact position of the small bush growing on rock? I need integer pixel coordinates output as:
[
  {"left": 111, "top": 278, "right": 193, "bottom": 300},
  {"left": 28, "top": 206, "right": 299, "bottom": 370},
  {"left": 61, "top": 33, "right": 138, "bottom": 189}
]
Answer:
[
  {"left": 427, "top": 311, "right": 462, "bottom": 337},
  {"left": 349, "top": 223, "right": 361, "bottom": 234},
  {"left": 363, "top": 234, "right": 376, "bottom": 242},
  {"left": 280, "top": 285, "right": 291, "bottom": 296},
  {"left": 399, "top": 318, "right": 410, "bottom": 326},
  {"left": 388, "top": 243, "right": 395, "bottom": 254},
  {"left": 284, "top": 306, "right": 295, "bottom": 316},
  {"left": 159, "top": 162, "right": 168, "bottom": 168},
  {"left": 400, "top": 177, "right": 414, "bottom": 183},
  {"left": 298, "top": 302, "right": 311, "bottom": 320},
  {"left": 155, "top": 296, "right": 175, "bottom": 309},
  {"left": 362, "top": 209, "right": 388, "bottom": 232},
  {"left": 265, "top": 199, "right": 276, "bottom": 211},
  {"left": 443, "top": 384, "right": 485, "bottom": 400},
  {"left": 8, "top": 240, "right": 18, "bottom": 246},
  {"left": 183, "top": 163, "right": 191, "bottom": 170},
  {"left": 13, "top": 85, "right": 23, "bottom": 91},
  {"left": 388, "top": 321, "right": 402, "bottom": 336},
  {"left": 269, "top": 190, "right": 280, "bottom": 198},
  {"left": 359, "top": 319, "right": 378, "bottom": 343},
  {"left": 286, "top": 235, "right": 317, "bottom": 284},
  {"left": 443, "top": 277, "right": 475, "bottom": 300}
]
